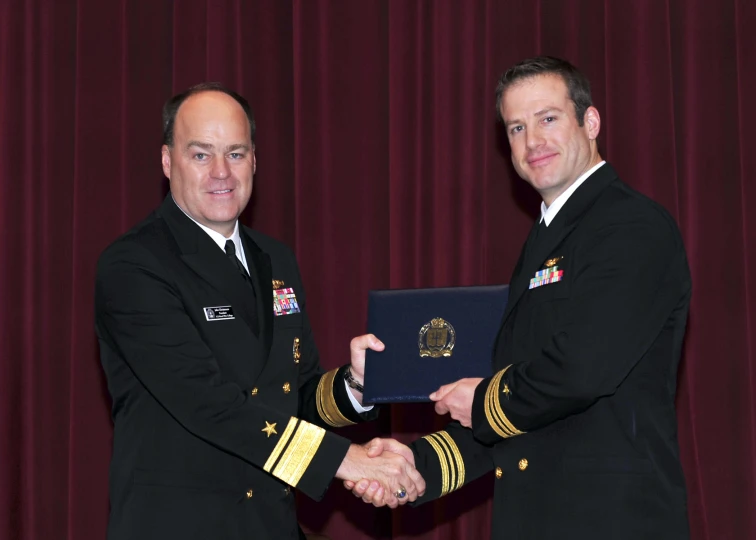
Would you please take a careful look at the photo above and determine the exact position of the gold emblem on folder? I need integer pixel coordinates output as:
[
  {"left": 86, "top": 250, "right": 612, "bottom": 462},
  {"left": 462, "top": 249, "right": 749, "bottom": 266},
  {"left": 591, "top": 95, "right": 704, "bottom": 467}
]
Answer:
[{"left": 418, "top": 317, "right": 456, "bottom": 358}]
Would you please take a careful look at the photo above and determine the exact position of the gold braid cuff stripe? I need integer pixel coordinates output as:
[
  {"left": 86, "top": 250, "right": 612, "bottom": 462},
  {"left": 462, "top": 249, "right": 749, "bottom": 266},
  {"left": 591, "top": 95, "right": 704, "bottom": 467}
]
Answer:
[
  {"left": 270, "top": 420, "right": 326, "bottom": 487},
  {"left": 435, "top": 430, "right": 465, "bottom": 490},
  {"left": 264, "top": 417, "right": 298, "bottom": 473},
  {"left": 484, "top": 365, "right": 525, "bottom": 439},
  {"left": 422, "top": 430, "right": 465, "bottom": 496},
  {"left": 316, "top": 368, "right": 356, "bottom": 427},
  {"left": 421, "top": 434, "right": 450, "bottom": 496}
]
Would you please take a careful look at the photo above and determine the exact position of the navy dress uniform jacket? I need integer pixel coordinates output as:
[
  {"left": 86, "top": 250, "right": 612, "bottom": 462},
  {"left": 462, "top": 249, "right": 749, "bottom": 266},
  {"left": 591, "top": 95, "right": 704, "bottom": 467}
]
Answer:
[
  {"left": 410, "top": 164, "right": 691, "bottom": 539},
  {"left": 95, "top": 196, "right": 376, "bottom": 540}
]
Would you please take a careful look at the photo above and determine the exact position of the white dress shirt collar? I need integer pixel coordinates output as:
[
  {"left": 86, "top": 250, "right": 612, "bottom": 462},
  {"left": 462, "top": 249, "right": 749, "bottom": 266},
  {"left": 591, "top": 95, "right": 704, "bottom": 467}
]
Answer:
[
  {"left": 172, "top": 196, "right": 249, "bottom": 272},
  {"left": 540, "top": 161, "right": 606, "bottom": 226}
]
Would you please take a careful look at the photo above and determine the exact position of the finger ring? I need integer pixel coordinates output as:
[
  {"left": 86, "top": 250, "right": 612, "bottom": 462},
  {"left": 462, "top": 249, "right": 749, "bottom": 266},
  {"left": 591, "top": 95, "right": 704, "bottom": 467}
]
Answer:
[{"left": 394, "top": 486, "right": 407, "bottom": 499}]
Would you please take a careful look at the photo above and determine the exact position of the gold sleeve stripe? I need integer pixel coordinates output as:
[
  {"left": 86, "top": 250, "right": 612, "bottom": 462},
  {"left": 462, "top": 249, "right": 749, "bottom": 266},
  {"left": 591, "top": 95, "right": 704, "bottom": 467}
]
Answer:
[
  {"left": 421, "top": 430, "right": 466, "bottom": 496},
  {"left": 428, "top": 433, "right": 457, "bottom": 493},
  {"left": 484, "top": 366, "right": 525, "bottom": 439},
  {"left": 421, "top": 434, "right": 450, "bottom": 495},
  {"left": 316, "top": 368, "right": 356, "bottom": 427},
  {"left": 485, "top": 370, "right": 515, "bottom": 438},
  {"left": 271, "top": 420, "right": 326, "bottom": 487},
  {"left": 435, "top": 430, "right": 465, "bottom": 490},
  {"left": 263, "top": 417, "right": 298, "bottom": 473}
]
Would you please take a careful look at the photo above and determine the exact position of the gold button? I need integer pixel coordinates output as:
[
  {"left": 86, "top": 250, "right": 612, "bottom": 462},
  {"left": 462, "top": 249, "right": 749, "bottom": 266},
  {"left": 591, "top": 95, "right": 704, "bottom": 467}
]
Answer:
[
  {"left": 246, "top": 489, "right": 254, "bottom": 499},
  {"left": 250, "top": 387, "right": 258, "bottom": 396},
  {"left": 283, "top": 486, "right": 291, "bottom": 495},
  {"left": 282, "top": 382, "right": 291, "bottom": 394},
  {"left": 518, "top": 459, "right": 528, "bottom": 471},
  {"left": 495, "top": 467, "right": 502, "bottom": 479}
]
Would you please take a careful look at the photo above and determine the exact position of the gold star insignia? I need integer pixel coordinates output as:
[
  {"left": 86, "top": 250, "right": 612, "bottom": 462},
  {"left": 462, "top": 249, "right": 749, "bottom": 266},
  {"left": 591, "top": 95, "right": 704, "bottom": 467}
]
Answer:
[{"left": 262, "top": 421, "right": 278, "bottom": 438}]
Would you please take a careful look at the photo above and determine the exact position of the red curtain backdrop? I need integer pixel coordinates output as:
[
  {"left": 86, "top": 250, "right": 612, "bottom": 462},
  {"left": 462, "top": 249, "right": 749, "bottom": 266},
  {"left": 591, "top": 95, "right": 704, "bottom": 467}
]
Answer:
[{"left": 1, "top": 1, "right": 754, "bottom": 538}]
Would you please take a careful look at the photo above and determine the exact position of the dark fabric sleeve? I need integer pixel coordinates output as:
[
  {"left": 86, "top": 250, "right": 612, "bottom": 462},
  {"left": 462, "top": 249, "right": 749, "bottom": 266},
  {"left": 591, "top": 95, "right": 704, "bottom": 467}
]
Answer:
[
  {"left": 285, "top": 248, "right": 379, "bottom": 428},
  {"left": 95, "top": 240, "right": 349, "bottom": 501},
  {"left": 409, "top": 421, "right": 494, "bottom": 504}
]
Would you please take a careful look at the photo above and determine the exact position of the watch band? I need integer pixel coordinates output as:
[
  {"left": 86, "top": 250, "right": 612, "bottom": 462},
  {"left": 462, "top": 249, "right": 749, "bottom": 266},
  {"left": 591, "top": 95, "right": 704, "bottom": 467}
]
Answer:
[{"left": 343, "top": 367, "right": 365, "bottom": 393}]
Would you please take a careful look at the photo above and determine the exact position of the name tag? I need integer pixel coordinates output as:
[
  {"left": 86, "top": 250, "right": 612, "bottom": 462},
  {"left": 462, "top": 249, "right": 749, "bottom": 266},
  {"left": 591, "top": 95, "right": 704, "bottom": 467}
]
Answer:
[{"left": 203, "top": 306, "right": 235, "bottom": 321}]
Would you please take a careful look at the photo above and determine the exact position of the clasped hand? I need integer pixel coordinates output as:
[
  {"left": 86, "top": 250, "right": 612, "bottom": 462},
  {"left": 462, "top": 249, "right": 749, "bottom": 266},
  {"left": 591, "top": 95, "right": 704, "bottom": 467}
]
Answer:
[{"left": 338, "top": 438, "right": 424, "bottom": 508}]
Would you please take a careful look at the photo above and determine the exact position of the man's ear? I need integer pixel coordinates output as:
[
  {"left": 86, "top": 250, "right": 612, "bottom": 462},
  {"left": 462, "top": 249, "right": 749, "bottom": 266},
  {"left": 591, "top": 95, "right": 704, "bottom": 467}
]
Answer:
[
  {"left": 583, "top": 106, "right": 601, "bottom": 141},
  {"left": 161, "top": 145, "right": 171, "bottom": 179}
]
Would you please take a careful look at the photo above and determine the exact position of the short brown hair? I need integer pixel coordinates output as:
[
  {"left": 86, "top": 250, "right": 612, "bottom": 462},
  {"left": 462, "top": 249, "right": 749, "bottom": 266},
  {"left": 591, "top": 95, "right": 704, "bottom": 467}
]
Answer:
[{"left": 495, "top": 56, "right": 593, "bottom": 126}]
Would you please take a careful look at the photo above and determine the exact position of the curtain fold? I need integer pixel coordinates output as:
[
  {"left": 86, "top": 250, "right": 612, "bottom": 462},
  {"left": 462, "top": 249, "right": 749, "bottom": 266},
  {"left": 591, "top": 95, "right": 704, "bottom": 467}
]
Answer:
[{"left": 1, "top": 1, "right": 753, "bottom": 538}]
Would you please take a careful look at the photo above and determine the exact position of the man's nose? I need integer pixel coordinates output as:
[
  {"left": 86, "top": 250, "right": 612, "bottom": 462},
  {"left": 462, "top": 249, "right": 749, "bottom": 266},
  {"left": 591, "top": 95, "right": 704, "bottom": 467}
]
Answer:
[
  {"left": 210, "top": 156, "right": 230, "bottom": 179},
  {"left": 525, "top": 127, "right": 544, "bottom": 149}
]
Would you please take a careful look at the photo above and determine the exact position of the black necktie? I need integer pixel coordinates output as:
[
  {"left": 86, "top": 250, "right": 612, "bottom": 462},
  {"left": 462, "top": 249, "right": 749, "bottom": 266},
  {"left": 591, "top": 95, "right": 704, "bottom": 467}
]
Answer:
[
  {"left": 225, "top": 239, "right": 259, "bottom": 334},
  {"left": 225, "top": 240, "right": 253, "bottom": 285}
]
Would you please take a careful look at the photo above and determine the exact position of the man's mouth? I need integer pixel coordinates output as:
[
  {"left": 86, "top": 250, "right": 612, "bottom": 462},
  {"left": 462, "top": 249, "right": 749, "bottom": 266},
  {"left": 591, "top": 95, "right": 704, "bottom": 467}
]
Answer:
[{"left": 528, "top": 153, "right": 557, "bottom": 166}]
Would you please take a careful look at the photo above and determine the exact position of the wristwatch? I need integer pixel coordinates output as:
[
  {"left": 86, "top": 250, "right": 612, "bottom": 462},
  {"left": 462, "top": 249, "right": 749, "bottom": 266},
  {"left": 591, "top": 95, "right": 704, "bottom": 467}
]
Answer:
[{"left": 343, "top": 367, "right": 365, "bottom": 394}]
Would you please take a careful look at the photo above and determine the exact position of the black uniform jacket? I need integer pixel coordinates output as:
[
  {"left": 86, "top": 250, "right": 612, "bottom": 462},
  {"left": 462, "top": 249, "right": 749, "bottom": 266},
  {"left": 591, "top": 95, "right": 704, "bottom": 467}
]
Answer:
[
  {"left": 410, "top": 164, "right": 691, "bottom": 539},
  {"left": 96, "top": 196, "right": 376, "bottom": 540}
]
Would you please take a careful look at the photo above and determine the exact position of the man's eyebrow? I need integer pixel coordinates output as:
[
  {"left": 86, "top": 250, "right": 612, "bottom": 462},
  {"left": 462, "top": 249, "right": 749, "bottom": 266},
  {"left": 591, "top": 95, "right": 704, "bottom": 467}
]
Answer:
[
  {"left": 185, "top": 141, "right": 251, "bottom": 153},
  {"left": 504, "top": 107, "right": 564, "bottom": 127},
  {"left": 186, "top": 141, "right": 214, "bottom": 151},
  {"left": 224, "top": 143, "right": 251, "bottom": 152},
  {"left": 534, "top": 107, "right": 563, "bottom": 117}
]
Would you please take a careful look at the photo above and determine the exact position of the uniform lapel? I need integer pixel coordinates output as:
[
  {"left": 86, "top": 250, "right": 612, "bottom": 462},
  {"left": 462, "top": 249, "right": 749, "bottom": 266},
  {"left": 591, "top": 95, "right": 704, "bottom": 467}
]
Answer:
[
  {"left": 241, "top": 228, "right": 274, "bottom": 361},
  {"left": 500, "top": 163, "right": 618, "bottom": 327},
  {"left": 158, "top": 196, "right": 261, "bottom": 338}
]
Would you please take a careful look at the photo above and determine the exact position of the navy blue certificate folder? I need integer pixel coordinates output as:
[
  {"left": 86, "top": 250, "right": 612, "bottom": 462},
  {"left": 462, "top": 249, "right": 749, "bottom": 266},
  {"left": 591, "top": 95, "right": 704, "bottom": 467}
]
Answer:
[{"left": 363, "top": 284, "right": 509, "bottom": 404}]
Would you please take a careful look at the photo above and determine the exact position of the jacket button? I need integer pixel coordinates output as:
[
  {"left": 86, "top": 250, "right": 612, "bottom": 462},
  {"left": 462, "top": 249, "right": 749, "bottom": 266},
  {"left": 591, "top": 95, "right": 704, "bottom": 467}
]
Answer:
[
  {"left": 518, "top": 459, "right": 528, "bottom": 471},
  {"left": 250, "top": 388, "right": 258, "bottom": 396},
  {"left": 246, "top": 489, "right": 254, "bottom": 499},
  {"left": 495, "top": 467, "right": 502, "bottom": 479},
  {"left": 283, "top": 486, "right": 291, "bottom": 495},
  {"left": 283, "top": 382, "right": 291, "bottom": 394}
]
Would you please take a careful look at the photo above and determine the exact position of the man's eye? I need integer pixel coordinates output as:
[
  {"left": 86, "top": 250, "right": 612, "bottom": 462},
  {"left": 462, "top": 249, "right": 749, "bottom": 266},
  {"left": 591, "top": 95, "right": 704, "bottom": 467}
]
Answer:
[
  {"left": 510, "top": 126, "right": 523, "bottom": 135},
  {"left": 544, "top": 116, "right": 555, "bottom": 123},
  {"left": 229, "top": 153, "right": 242, "bottom": 159},
  {"left": 195, "top": 153, "right": 207, "bottom": 160}
]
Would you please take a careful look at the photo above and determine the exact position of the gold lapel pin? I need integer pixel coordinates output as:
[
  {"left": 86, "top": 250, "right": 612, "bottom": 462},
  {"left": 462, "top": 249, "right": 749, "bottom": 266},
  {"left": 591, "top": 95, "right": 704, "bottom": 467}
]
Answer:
[
  {"left": 544, "top": 256, "right": 563, "bottom": 268},
  {"left": 272, "top": 280, "right": 285, "bottom": 290}
]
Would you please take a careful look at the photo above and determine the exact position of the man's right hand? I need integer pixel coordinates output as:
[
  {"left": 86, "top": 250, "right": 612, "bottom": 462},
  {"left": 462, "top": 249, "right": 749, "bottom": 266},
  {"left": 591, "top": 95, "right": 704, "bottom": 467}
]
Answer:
[
  {"left": 336, "top": 440, "right": 423, "bottom": 508},
  {"left": 341, "top": 438, "right": 419, "bottom": 506}
]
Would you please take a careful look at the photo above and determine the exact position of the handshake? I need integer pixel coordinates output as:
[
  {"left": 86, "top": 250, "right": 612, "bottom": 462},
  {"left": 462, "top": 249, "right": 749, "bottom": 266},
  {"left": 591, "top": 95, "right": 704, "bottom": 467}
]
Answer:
[
  {"left": 334, "top": 377, "right": 484, "bottom": 508},
  {"left": 336, "top": 437, "right": 423, "bottom": 508},
  {"left": 338, "top": 334, "right": 485, "bottom": 508}
]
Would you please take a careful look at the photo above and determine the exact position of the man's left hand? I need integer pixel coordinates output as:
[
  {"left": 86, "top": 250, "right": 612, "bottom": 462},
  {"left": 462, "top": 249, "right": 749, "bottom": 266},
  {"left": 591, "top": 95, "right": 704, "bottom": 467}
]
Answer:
[
  {"left": 429, "top": 378, "right": 483, "bottom": 428},
  {"left": 348, "top": 334, "right": 384, "bottom": 401}
]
